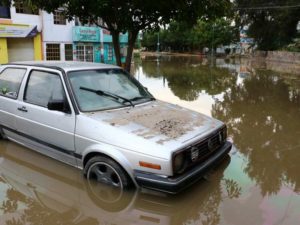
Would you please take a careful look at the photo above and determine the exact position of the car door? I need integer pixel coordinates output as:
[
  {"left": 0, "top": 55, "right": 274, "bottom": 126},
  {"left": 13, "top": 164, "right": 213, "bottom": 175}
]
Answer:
[
  {"left": 15, "top": 68, "right": 77, "bottom": 166},
  {"left": 0, "top": 66, "right": 27, "bottom": 138}
]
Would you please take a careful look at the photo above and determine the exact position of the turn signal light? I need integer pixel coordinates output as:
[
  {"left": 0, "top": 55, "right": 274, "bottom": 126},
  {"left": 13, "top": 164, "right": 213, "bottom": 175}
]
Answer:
[{"left": 139, "top": 161, "right": 161, "bottom": 170}]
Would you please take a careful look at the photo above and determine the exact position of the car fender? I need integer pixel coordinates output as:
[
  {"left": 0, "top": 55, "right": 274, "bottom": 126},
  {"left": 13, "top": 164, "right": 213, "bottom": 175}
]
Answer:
[{"left": 80, "top": 143, "right": 138, "bottom": 187}]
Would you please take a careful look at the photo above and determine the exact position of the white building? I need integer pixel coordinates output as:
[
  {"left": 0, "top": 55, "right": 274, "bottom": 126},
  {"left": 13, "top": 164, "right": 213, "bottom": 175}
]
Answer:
[
  {"left": 0, "top": 2, "right": 75, "bottom": 63},
  {"left": 41, "top": 9, "right": 75, "bottom": 61},
  {"left": 0, "top": 1, "right": 127, "bottom": 64}
]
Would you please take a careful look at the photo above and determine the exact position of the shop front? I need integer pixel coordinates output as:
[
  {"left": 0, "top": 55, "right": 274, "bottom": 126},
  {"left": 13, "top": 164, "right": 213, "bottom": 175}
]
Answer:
[
  {"left": 72, "top": 26, "right": 102, "bottom": 63},
  {"left": 0, "top": 23, "right": 42, "bottom": 64},
  {"left": 102, "top": 29, "right": 128, "bottom": 65}
]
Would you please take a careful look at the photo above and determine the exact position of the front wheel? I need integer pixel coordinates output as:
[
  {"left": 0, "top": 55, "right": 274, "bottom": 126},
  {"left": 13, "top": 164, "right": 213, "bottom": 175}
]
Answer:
[
  {"left": 84, "top": 156, "right": 132, "bottom": 189},
  {"left": 0, "top": 129, "right": 4, "bottom": 139}
]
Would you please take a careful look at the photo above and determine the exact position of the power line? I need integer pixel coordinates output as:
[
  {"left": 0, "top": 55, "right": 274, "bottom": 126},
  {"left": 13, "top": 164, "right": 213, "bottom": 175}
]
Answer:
[{"left": 236, "top": 4, "right": 300, "bottom": 10}]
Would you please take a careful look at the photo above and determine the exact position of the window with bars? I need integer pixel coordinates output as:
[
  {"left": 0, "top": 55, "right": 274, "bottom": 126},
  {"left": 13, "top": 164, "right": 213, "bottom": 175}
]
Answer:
[
  {"left": 76, "top": 45, "right": 94, "bottom": 62},
  {"left": 65, "top": 44, "right": 73, "bottom": 61},
  {"left": 53, "top": 10, "right": 66, "bottom": 25},
  {"left": 108, "top": 45, "right": 113, "bottom": 61},
  {"left": 85, "top": 46, "right": 94, "bottom": 62},
  {"left": 14, "top": 0, "right": 38, "bottom": 15},
  {"left": 46, "top": 44, "right": 60, "bottom": 61},
  {"left": 76, "top": 45, "right": 85, "bottom": 62}
]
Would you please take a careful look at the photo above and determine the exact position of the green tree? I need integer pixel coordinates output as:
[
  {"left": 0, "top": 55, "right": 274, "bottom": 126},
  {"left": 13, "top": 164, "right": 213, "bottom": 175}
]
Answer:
[
  {"left": 190, "top": 18, "right": 238, "bottom": 51},
  {"left": 235, "top": 0, "right": 300, "bottom": 50},
  {"left": 142, "top": 18, "right": 238, "bottom": 52},
  {"left": 141, "top": 31, "right": 159, "bottom": 51},
  {"left": 2, "top": 0, "right": 232, "bottom": 72}
]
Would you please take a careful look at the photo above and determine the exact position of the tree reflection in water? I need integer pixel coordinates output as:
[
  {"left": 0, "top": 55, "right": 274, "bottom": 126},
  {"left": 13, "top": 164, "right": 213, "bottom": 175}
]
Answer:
[
  {"left": 0, "top": 187, "right": 97, "bottom": 225},
  {"left": 132, "top": 156, "right": 241, "bottom": 225},
  {"left": 212, "top": 70, "right": 300, "bottom": 196},
  {"left": 138, "top": 57, "right": 237, "bottom": 101},
  {"left": 0, "top": 181, "right": 97, "bottom": 225}
]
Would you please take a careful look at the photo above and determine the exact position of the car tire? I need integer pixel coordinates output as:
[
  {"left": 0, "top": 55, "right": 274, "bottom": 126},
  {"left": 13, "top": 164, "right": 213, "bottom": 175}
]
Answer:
[
  {"left": 0, "top": 129, "right": 4, "bottom": 139},
  {"left": 84, "top": 156, "right": 133, "bottom": 189}
]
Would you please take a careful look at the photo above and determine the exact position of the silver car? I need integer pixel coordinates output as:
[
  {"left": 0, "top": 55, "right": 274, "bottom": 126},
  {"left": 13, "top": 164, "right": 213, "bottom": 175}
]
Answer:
[{"left": 0, "top": 61, "right": 232, "bottom": 194}]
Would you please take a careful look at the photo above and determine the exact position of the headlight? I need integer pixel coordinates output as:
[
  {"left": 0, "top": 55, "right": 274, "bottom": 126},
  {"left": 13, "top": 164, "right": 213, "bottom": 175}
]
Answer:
[
  {"left": 173, "top": 152, "right": 185, "bottom": 174},
  {"left": 219, "top": 126, "right": 227, "bottom": 143}
]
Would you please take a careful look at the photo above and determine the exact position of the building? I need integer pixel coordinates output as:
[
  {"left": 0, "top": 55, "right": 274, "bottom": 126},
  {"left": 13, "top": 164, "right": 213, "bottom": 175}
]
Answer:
[
  {"left": 0, "top": 1, "right": 42, "bottom": 64},
  {"left": 42, "top": 9, "right": 75, "bottom": 61},
  {"left": 0, "top": 1, "right": 128, "bottom": 65},
  {"left": 240, "top": 28, "right": 255, "bottom": 55},
  {"left": 102, "top": 29, "right": 128, "bottom": 65},
  {"left": 72, "top": 25, "right": 102, "bottom": 63}
]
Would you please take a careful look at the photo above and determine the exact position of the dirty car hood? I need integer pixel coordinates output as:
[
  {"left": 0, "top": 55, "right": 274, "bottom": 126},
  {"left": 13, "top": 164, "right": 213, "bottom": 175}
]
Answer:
[{"left": 87, "top": 100, "right": 224, "bottom": 150}]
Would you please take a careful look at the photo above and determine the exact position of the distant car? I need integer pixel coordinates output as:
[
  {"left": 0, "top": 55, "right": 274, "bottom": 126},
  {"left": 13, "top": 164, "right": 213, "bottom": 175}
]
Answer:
[{"left": 0, "top": 61, "right": 232, "bottom": 194}]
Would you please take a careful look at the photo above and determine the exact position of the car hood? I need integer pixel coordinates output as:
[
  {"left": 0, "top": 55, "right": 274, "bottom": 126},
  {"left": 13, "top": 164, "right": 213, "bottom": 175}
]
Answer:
[{"left": 84, "top": 100, "right": 224, "bottom": 152}]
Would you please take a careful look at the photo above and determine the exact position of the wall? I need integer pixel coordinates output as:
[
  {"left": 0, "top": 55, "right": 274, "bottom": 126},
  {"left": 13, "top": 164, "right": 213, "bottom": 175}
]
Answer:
[
  {"left": 251, "top": 51, "right": 300, "bottom": 75},
  {"left": 0, "top": 38, "right": 8, "bottom": 63},
  {"left": 10, "top": 7, "right": 42, "bottom": 31},
  {"left": 42, "top": 11, "right": 74, "bottom": 42},
  {"left": 253, "top": 50, "right": 300, "bottom": 64},
  {"left": 42, "top": 11, "right": 74, "bottom": 61}
]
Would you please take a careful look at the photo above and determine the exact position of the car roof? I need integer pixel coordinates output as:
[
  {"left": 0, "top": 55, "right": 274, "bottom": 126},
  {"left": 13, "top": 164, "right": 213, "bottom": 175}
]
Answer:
[{"left": 5, "top": 61, "right": 120, "bottom": 72}]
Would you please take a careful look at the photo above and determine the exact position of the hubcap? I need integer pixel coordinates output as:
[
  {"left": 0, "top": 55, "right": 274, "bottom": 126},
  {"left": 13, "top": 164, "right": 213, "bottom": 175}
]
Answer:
[{"left": 87, "top": 162, "right": 123, "bottom": 189}]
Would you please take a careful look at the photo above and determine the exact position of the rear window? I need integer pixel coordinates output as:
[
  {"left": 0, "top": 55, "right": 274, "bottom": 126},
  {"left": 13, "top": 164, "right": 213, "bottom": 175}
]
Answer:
[{"left": 0, "top": 67, "right": 26, "bottom": 99}]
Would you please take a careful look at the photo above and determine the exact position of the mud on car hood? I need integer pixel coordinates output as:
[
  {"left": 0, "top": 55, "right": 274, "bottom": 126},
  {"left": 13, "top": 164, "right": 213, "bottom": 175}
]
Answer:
[{"left": 87, "top": 100, "right": 224, "bottom": 150}]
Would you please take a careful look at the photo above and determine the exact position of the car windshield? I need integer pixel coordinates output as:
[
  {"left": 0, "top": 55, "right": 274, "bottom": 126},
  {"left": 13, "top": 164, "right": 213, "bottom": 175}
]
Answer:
[{"left": 68, "top": 69, "right": 154, "bottom": 112}]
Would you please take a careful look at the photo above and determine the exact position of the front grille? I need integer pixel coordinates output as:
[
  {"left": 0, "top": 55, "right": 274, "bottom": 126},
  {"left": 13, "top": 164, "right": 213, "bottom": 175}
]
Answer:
[
  {"left": 173, "top": 126, "right": 227, "bottom": 174},
  {"left": 175, "top": 126, "right": 227, "bottom": 174}
]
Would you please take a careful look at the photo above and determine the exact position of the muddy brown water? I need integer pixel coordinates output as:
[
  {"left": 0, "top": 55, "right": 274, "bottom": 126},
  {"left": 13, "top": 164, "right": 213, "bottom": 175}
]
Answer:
[{"left": 0, "top": 56, "right": 300, "bottom": 225}]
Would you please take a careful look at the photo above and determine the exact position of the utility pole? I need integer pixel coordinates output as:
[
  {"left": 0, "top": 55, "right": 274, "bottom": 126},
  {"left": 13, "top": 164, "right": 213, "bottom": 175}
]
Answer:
[
  {"left": 157, "top": 32, "right": 160, "bottom": 53},
  {"left": 210, "top": 22, "right": 215, "bottom": 67}
]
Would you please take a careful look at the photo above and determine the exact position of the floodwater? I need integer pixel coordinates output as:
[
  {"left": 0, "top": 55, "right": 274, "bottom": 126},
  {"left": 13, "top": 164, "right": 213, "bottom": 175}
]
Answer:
[{"left": 1, "top": 56, "right": 300, "bottom": 225}]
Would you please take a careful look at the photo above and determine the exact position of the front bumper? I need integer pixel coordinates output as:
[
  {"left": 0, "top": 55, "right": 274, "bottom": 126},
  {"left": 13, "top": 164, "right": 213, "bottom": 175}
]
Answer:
[{"left": 134, "top": 141, "right": 232, "bottom": 194}]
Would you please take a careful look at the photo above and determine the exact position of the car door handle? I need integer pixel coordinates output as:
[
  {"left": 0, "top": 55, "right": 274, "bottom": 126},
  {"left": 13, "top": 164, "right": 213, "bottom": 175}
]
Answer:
[{"left": 17, "top": 106, "right": 28, "bottom": 112}]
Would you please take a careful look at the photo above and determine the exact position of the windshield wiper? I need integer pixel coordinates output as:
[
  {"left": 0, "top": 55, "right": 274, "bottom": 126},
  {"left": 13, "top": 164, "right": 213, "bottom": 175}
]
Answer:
[
  {"left": 80, "top": 87, "right": 134, "bottom": 107},
  {"left": 130, "top": 96, "right": 156, "bottom": 101}
]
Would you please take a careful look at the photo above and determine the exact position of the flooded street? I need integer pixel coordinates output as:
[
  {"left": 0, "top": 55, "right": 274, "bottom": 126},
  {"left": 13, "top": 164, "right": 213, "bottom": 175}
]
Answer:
[{"left": 1, "top": 55, "right": 300, "bottom": 224}]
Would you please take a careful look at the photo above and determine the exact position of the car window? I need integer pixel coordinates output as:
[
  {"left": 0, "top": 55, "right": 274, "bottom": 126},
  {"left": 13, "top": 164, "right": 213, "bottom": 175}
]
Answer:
[
  {"left": 24, "top": 70, "right": 65, "bottom": 108},
  {"left": 0, "top": 68, "right": 26, "bottom": 99}
]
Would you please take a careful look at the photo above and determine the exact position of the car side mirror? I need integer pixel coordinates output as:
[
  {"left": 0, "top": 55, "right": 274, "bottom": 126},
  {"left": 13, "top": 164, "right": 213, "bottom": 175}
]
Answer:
[{"left": 48, "top": 99, "right": 71, "bottom": 114}]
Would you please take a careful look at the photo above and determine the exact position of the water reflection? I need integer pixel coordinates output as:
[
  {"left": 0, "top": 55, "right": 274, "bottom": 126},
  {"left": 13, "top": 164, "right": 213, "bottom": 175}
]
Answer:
[
  {"left": 135, "top": 56, "right": 300, "bottom": 197},
  {"left": 212, "top": 71, "right": 300, "bottom": 196},
  {"left": 1, "top": 55, "right": 300, "bottom": 224},
  {"left": 0, "top": 141, "right": 238, "bottom": 225},
  {"left": 133, "top": 55, "right": 300, "bottom": 224},
  {"left": 138, "top": 56, "right": 237, "bottom": 101}
]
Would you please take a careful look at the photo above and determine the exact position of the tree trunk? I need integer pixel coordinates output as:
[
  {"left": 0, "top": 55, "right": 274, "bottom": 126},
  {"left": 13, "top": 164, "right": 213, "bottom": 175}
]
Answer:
[
  {"left": 111, "top": 31, "right": 122, "bottom": 67},
  {"left": 125, "top": 30, "right": 138, "bottom": 73}
]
